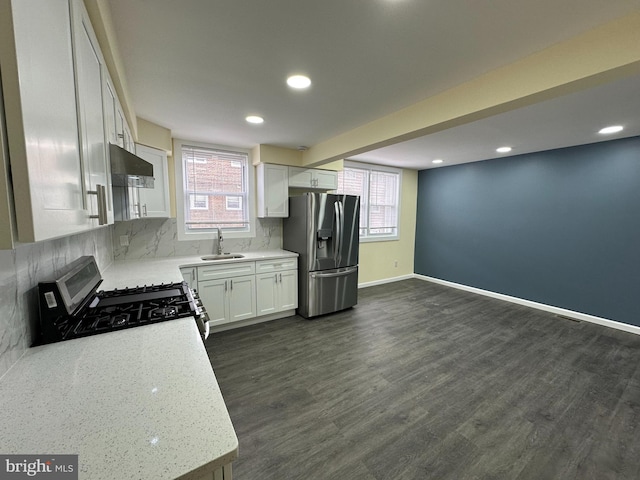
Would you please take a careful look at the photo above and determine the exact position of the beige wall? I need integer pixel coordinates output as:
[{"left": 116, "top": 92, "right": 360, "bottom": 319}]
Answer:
[
  {"left": 358, "top": 169, "right": 417, "bottom": 285},
  {"left": 137, "top": 118, "right": 171, "bottom": 152},
  {"left": 253, "top": 144, "right": 342, "bottom": 170}
]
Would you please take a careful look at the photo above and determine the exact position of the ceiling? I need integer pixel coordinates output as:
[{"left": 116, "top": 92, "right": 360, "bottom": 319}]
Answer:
[{"left": 107, "top": 0, "right": 640, "bottom": 170}]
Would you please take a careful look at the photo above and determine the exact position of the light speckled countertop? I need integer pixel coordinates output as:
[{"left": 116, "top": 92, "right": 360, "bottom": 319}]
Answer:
[
  {"left": 0, "top": 250, "right": 296, "bottom": 479},
  {"left": 0, "top": 320, "right": 236, "bottom": 479},
  {"left": 100, "top": 250, "right": 298, "bottom": 290}
]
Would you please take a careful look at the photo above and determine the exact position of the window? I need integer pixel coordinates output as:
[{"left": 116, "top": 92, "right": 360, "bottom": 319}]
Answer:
[
  {"left": 225, "top": 196, "right": 242, "bottom": 211},
  {"left": 336, "top": 161, "right": 401, "bottom": 241},
  {"left": 189, "top": 194, "right": 209, "bottom": 210},
  {"left": 174, "top": 140, "right": 254, "bottom": 240}
]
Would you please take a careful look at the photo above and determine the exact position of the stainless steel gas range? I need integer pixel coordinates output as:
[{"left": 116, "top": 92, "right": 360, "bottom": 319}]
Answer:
[{"left": 36, "top": 256, "right": 209, "bottom": 345}]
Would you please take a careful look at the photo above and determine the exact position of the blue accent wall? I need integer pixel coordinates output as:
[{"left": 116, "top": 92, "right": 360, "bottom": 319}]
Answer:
[{"left": 414, "top": 136, "right": 640, "bottom": 326}]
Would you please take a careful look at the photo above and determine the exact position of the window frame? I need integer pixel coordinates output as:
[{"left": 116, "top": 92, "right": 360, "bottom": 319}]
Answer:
[
  {"left": 337, "top": 160, "right": 402, "bottom": 243},
  {"left": 174, "top": 139, "right": 255, "bottom": 241}
]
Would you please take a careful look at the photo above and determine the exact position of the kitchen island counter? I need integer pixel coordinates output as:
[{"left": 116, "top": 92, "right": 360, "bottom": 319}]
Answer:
[{"left": 0, "top": 318, "right": 237, "bottom": 479}]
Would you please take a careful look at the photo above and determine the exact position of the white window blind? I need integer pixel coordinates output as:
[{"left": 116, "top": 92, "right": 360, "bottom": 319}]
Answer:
[{"left": 337, "top": 162, "right": 401, "bottom": 240}]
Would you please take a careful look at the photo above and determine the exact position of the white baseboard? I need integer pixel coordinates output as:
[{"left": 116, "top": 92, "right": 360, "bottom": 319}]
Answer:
[
  {"left": 358, "top": 274, "right": 414, "bottom": 289},
  {"left": 413, "top": 274, "right": 640, "bottom": 336}
]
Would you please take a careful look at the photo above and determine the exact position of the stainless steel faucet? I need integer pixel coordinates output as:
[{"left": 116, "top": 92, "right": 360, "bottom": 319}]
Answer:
[{"left": 216, "top": 227, "right": 224, "bottom": 255}]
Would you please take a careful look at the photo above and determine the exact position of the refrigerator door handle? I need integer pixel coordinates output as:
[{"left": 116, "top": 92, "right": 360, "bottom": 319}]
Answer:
[
  {"left": 333, "top": 201, "right": 341, "bottom": 264},
  {"left": 338, "top": 200, "right": 344, "bottom": 265},
  {"left": 311, "top": 266, "right": 358, "bottom": 278}
]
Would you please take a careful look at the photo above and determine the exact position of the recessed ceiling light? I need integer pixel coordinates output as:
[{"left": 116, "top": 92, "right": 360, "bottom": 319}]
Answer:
[
  {"left": 496, "top": 146, "right": 512, "bottom": 153},
  {"left": 287, "top": 75, "right": 311, "bottom": 89},
  {"left": 432, "top": 159, "right": 443, "bottom": 164},
  {"left": 598, "top": 125, "right": 623, "bottom": 134},
  {"left": 245, "top": 115, "right": 264, "bottom": 124}
]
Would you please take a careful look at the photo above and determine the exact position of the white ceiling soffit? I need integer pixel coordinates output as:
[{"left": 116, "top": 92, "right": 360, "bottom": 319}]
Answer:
[
  {"left": 107, "top": 0, "right": 640, "bottom": 169},
  {"left": 350, "top": 73, "right": 640, "bottom": 170}
]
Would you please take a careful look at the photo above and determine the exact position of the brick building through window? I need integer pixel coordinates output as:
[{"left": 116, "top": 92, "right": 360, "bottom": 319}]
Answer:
[{"left": 182, "top": 145, "right": 249, "bottom": 231}]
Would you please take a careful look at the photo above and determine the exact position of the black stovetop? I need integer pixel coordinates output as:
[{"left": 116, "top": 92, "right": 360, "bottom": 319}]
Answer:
[{"left": 41, "top": 282, "right": 199, "bottom": 344}]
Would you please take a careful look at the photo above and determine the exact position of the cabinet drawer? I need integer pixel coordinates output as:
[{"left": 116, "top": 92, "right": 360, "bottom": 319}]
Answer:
[
  {"left": 256, "top": 258, "right": 297, "bottom": 273},
  {"left": 198, "top": 261, "right": 255, "bottom": 280}
]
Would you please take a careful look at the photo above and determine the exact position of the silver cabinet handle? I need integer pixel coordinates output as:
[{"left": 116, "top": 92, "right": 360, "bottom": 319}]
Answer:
[
  {"left": 98, "top": 184, "right": 107, "bottom": 225},
  {"left": 142, "top": 204, "right": 147, "bottom": 217},
  {"left": 279, "top": 273, "right": 282, "bottom": 283},
  {"left": 224, "top": 280, "right": 227, "bottom": 292},
  {"left": 230, "top": 279, "right": 233, "bottom": 290},
  {"left": 88, "top": 184, "right": 108, "bottom": 225},
  {"left": 274, "top": 274, "right": 278, "bottom": 283}
]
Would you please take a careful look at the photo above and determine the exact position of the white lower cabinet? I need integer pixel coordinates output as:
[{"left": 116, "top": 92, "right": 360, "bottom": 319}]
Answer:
[
  {"left": 179, "top": 267, "right": 197, "bottom": 288},
  {"left": 196, "top": 463, "right": 232, "bottom": 480},
  {"left": 197, "top": 261, "right": 257, "bottom": 327},
  {"left": 256, "top": 269, "right": 297, "bottom": 315},
  {"left": 199, "top": 275, "right": 256, "bottom": 326},
  {"left": 195, "top": 257, "right": 297, "bottom": 328}
]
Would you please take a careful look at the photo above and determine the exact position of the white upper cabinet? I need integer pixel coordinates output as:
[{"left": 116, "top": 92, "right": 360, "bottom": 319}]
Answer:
[
  {"left": 256, "top": 163, "right": 288, "bottom": 218},
  {"left": 0, "top": 0, "right": 89, "bottom": 242},
  {"left": 135, "top": 143, "right": 171, "bottom": 218},
  {"left": 288, "top": 166, "right": 338, "bottom": 190},
  {"left": 0, "top": 80, "right": 16, "bottom": 249},
  {"left": 103, "top": 72, "right": 133, "bottom": 153},
  {"left": 71, "top": 0, "right": 112, "bottom": 226},
  {"left": 103, "top": 74, "right": 118, "bottom": 147}
]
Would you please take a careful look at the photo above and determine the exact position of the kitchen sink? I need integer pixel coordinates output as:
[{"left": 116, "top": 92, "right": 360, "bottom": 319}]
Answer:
[{"left": 201, "top": 254, "right": 245, "bottom": 261}]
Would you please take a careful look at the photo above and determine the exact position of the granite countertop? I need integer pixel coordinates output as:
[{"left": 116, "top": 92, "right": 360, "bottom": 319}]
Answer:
[
  {"left": 100, "top": 249, "right": 298, "bottom": 290},
  {"left": 0, "top": 251, "right": 304, "bottom": 479},
  {"left": 0, "top": 320, "right": 237, "bottom": 479}
]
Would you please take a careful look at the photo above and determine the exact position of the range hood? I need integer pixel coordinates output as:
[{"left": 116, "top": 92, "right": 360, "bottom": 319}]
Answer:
[{"left": 109, "top": 143, "right": 154, "bottom": 188}]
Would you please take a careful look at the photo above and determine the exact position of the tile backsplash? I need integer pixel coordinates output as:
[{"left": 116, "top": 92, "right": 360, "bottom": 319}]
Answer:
[
  {"left": 0, "top": 227, "right": 113, "bottom": 378},
  {"left": 112, "top": 217, "right": 282, "bottom": 260}
]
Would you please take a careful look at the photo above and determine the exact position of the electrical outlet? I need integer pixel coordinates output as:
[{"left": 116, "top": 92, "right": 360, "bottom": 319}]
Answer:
[
  {"left": 119, "top": 235, "right": 129, "bottom": 246},
  {"left": 394, "top": 260, "right": 398, "bottom": 268}
]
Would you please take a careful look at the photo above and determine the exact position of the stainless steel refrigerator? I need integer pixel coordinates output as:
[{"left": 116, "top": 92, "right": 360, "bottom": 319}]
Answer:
[{"left": 283, "top": 193, "right": 360, "bottom": 318}]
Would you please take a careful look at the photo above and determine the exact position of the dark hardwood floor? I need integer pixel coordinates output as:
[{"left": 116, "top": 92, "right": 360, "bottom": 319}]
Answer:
[{"left": 205, "top": 279, "right": 640, "bottom": 480}]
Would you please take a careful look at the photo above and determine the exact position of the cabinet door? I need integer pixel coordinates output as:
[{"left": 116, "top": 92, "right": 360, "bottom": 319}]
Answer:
[
  {"left": 313, "top": 170, "right": 338, "bottom": 190},
  {"left": 257, "top": 164, "right": 288, "bottom": 218},
  {"left": 136, "top": 144, "right": 170, "bottom": 218},
  {"left": 180, "top": 267, "right": 197, "bottom": 288},
  {"left": 0, "top": 0, "right": 89, "bottom": 242},
  {"left": 71, "top": 0, "right": 112, "bottom": 226},
  {"left": 278, "top": 270, "right": 298, "bottom": 311},
  {"left": 198, "top": 278, "right": 228, "bottom": 325},
  {"left": 256, "top": 272, "right": 278, "bottom": 316},
  {"left": 288, "top": 167, "right": 313, "bottom": 188},
  {"left": 228, "top": 275, "right": 256, "bottom": 321},
  {"left": 108, "top": 94, "right": 130, "bottom": 151},
  {"left": 102, "top": 75, "right": 118, "bottom": 147},
  {"left": 0, "top": 80, "right": 15, "bottom": 249}
]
